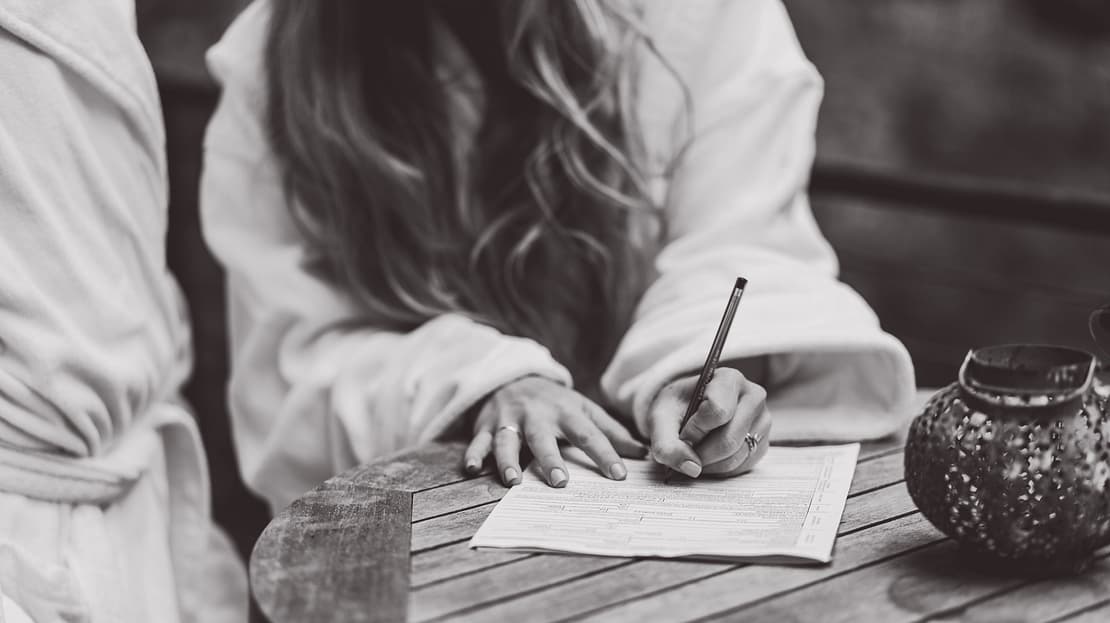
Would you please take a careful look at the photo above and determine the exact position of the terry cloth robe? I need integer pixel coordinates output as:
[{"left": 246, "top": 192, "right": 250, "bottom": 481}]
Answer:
[
  {"left": 201, "top": 0, "right": 918, "bottom": 515},
  {"left": 0, "top": 1, "right": 246, "bottom": 621}
]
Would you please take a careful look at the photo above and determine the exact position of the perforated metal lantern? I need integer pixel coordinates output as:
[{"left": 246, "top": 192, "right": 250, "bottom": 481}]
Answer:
[{"left": 905, "top": 344, "right": 1110, "bottom": 574}]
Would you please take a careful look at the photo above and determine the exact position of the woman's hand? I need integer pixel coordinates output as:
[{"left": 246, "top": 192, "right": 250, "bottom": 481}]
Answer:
[
  {"left": 464, "top": 376, "right": 647, "bottom": 487},
  {"left": 647, "top": 367, "right": 771, "bottom": 478}
]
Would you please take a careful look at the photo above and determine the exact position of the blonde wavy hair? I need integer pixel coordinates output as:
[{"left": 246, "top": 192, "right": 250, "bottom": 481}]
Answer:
[{"left": 266, "top": 1, "right": 683, "bottom": 389}]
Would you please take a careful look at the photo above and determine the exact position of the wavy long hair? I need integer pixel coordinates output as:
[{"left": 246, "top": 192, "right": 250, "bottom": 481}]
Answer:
[{"left": 265, "top": 1, "right": 678, "bottom": 390}]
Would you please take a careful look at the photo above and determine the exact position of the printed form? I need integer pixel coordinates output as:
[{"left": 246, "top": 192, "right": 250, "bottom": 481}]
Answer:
[{"left": 469, "top": 444, "right": 860, "bottom": 564}]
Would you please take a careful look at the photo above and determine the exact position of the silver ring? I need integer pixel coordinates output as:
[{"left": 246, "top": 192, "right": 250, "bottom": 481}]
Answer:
[
  {"left": 744, "top": 432, "right": 762, "bottom": 452},
  {"left": 496, "top": 425, "right": 523, "bottom": 441}
]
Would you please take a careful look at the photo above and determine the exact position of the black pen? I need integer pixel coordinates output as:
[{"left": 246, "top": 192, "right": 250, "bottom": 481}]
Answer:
[{"left": 668, "top": 277, "right": 747, "bottom": 479}]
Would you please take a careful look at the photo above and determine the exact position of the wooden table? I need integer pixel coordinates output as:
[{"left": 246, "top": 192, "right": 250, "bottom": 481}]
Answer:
[{"left": 251, "top": 432, "right": 1110, "bottom": 623}]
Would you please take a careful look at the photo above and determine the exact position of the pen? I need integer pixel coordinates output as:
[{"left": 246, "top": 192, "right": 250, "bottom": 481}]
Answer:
[{"left": 668, "top": 277, "right": 747, "bottom": 479}]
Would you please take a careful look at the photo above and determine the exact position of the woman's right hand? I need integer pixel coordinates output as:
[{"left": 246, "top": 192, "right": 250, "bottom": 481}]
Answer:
[{"left": 464, "top": 376, "right": 648, "bottom": 487}]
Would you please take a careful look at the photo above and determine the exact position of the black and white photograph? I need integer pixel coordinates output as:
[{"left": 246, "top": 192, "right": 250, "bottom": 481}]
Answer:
[{"left": 1, "top": 1, "right": 1109, "bottom": 621}]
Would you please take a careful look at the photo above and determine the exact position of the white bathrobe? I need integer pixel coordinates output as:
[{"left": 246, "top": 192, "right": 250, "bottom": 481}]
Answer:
[
  {"left": 0, "top": 1, "right": 245, "bottom": 621},
  {"left": 201, "top": 0, "right": 918, "bottom": 515}
]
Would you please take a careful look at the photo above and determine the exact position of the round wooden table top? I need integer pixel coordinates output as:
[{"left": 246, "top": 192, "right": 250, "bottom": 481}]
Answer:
[{"left": 250, "top": 399, "right": 1110, "bottom": 622}]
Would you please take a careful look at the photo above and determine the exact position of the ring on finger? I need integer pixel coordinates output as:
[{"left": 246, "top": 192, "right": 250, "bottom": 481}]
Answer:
[
  {"left": 744, "top": 432, "right": 763, "bottom": 452},
  {"left": 496, "top": 424, "right": 523, "bottom": 441}
]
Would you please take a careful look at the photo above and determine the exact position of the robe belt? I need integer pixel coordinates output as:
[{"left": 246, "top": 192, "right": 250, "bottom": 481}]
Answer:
[{"left": 0, "top": 402, "right": 182, "bottom": 505}]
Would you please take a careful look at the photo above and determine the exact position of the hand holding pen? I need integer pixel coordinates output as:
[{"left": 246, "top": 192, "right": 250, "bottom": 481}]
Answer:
[{"left": 646, "top": 278, "right": 773, "bottom": 479}]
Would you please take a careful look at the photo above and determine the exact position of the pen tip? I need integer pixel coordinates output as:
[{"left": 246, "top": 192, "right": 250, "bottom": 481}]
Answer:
[{"left": 735, "top": 277, "right": 748, "bottom": 289}]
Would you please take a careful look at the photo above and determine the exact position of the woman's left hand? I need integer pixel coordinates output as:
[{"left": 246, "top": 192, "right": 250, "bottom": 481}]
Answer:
[{"left": 646, "top": 367, "right": 771, "bottom": 478}]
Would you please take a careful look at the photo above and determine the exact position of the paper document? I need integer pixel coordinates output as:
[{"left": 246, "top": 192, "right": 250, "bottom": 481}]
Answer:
[{"left": 469, "top": 443, "right": 859, "bottom": 564}]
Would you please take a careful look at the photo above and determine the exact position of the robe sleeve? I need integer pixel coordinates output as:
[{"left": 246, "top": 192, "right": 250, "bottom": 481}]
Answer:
[
  {"left": 200, "top": 3, "right": 571, "bottom": 513},
  {"left": 601, "top": 0, "right": 917, "bottom": 441}
]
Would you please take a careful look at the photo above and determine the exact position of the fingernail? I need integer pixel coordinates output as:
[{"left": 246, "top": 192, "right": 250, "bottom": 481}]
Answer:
[
  {"left": 549, "top": 468, "right": 568, "bottom": 487},
  {"left": 609, "top": 463, "right": 627, "bottom": 480},
  {"left": 679, "top": 460, "right": 702, "bottom": 478},
  {"left": 633, "top": 443, "right": 649, "bottom": 458},
  {"left": 503, "top": 467, "right": 520, "bottom": 485}
]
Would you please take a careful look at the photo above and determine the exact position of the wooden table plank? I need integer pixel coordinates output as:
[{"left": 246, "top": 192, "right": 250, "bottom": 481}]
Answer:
[
  {"left": 411, "top": 541, "right": 531, "bottom": 588},
  {"left": 705, "top": 543, "right": 1107, "bottom": 623},
  {"left": 941, "top": 555, "right": 1110, "bottom": 623},
  {"left": 581, "top": 513, "right": 944, "bottom": 623},
  {"left": 410, "top": 555, "right": 644, "bottom": 622},
  {"left": 251, "top": 486, "right": 411, "bottom": 623},
  {"left": 429, "top": 480, "right": 917, "bottom": 622},
  {"left": 845, "top": 452, "right": 903, "bottom": 496},
  {"left": 411, "top": 503, "right": 498, "bottom": 552},
  {"left": 412, "top": 473, "right": 504, "bottom": 522},
  {"left": 839, "top": 482, "right": 917, "bottom": 531}
]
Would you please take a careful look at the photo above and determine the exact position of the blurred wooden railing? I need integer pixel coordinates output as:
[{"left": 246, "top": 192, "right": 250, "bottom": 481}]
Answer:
[{"left": 782, "top": 0, "right": 1110, "bottom": 386}]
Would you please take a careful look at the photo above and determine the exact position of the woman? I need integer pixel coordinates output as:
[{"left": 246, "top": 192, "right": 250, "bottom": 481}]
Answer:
[
  {"left": 0, "top": 0, "right": 245, "bottom": 621},
  {"left": 201, "top": 0, "right": 916, "bottom": 514}
]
